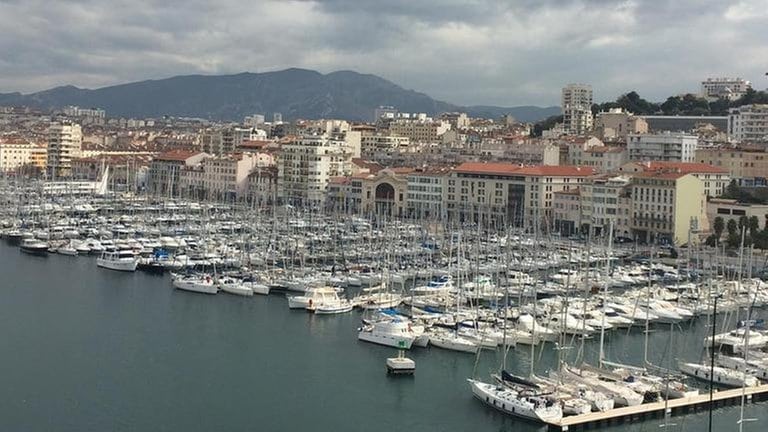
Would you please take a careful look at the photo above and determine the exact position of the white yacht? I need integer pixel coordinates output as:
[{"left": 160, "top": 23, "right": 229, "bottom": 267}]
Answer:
[
  {"left": 97, "top": 250, "right": 139, "bottom": 272},
  {"left": 172, "top": 273, "right": 218, "bottom": 294},
  {"left": 705, "top": 328, "right": 768, "bottom": 355},
  {"left": 562, "top": 365, "right": 644, "bottom": 407},
  {"left": 515, "top": 314, "right": 559, "bottom": 343},
  {"left": 679, "top": 361, "right": 759, "bottom": 387},
  {"left": 357, "top": 318, "right": 417, "bottom": 349},
  {"left": 354, "top": 286, "right": 403, "bottom": 310},
  {"left": 428, "top": 328, "right": 480, "bottom": 353},
  {"left": 468, "top": 379, "right": 563, "bottom": 423},
  {"left": 218, "top": 277, "right": 254, "bottom": 296},
  {"left": 287, "top": 286, "right": 342, "bottom": 311},
  {"left": 57, "top": 242, "right": 79, "bottom": 256},
  {"left": 20, "top": 238, "right": 49, "bottom": 256},
  {"left": 314, "top": 299, "right": 354, "bottom": 314}
]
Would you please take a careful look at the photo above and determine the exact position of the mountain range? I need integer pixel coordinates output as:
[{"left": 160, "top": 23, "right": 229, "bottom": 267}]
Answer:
[{"left": 0, "top": 68, "right": 560, "bottom": 123}]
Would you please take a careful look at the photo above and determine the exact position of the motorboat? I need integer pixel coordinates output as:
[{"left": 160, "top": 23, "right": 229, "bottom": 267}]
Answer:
[
  {"left": 20, "top": 238, "right": 48, "bottom": 256},
  {"left": 288, "top": 286, "right": 341, "bottom": 311},
  {"left": 96, "top": 249, "right": 139, "bottom": 272},
  {"left": 358, "top": 317, "right": 417, "bottom": 349},
  {"left": 314, "top": 300, "right": 354, "bottom": 314}
]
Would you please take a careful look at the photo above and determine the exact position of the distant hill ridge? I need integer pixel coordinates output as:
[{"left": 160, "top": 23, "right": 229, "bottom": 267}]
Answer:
[{"left": 0, "top": 68, "right": 560, "bottom": 122}]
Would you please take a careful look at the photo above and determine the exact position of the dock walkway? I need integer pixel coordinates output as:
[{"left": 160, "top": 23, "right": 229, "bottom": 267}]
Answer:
[{"left": 548, "top": 384, "right": 768, "bottom": 431}]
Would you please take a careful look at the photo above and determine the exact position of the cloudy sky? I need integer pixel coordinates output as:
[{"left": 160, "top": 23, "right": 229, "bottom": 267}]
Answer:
[{"left": 0, "top": 0, "right": 766, "bottom": 106}]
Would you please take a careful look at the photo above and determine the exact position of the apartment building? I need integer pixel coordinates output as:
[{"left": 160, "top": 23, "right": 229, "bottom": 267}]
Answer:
[
  {"left": 695, "top": 147, "right": 768, "bottom": 186},
  {"left": 445, "top": 162, "right": 595, "bottom": 228},
  {"left": 498, "top": 140, "right": 561, "bottom": 165},
  {"left": 278, "top": 134, "right": 354, "bottom": 205},
  {"left": 570, "top": 145, "right": 628, "bottom": 173},
  {"left": 553, "top": 189, "right": 582, "bottom": 237},
  {"left": 181, "top": 153, "right": 265, "bottom": 201},
  {"left": 562, "top": 84, "right": 593, "bottom": 135},
  {"left": 199, "top": 127, "right": 267, "bottom": 155},
  {"left": 47, "top": 121, "right": 83, "bottom": 179},
  {"left": 578, "top": 175, "right": 633, "bottom": 238},
  {"left": 440, "top": 112, "right": 470, "bottom": 129},
  {"left": 0, "top": 139, "right": 35, "bottom": 173},
  {"left": 594, "top": 108, "right": 648, "bottom": 141},
  {"left": 147, "top": 150, "right": 209, "bottom": 197},
  {"left": 246, "top": 166, "right": 278, "bottom": 205},
  {"left": 386, "top": 118, "right": 451, "bottom": 143},
  {"left": 30, "top": 145, "right": 47, "bottom": 172},
  {"left": 700, "top": 78, "right": 751, "bottom": 101},
  {"left": 728, "top": 104, "right": 768, "bottom": 143},
  {"left": 620, "top": 161, "right": 729, "bottom": 197},
  {"left": 360, "top": 134, "right": 410, "bottom": 159},
  {"left": 627, "top": 132, "right": 698, "bottom": 162},
  {"left": 630, "top": 172, "right": 705, "bottom": 245},
  {"left": 406, "top": 168, "right": 450, "bottom": 219}
]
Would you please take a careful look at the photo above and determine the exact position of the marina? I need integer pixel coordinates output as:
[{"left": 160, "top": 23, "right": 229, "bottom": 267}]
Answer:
[{"left": 1, "top": 188, "right": 768, "bottom": 431}]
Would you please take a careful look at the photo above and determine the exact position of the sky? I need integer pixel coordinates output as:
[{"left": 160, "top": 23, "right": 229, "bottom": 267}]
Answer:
[{"left": 0, "top": 0, "right": 767, "bottom": 106}]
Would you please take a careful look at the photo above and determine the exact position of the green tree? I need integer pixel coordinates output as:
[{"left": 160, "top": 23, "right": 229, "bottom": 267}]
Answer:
[
  {"left": 531, "top": 115, "right": 563, "bottom": 137},
  {"left": 709, "top": 98, "right": 730, "bottom": 115},
  {"left": 748, "top": 215, "right": 760, "bottom": 237},
  {"left": 726, "top": 233, "right": 742, "bottom": 249},
  {"left": 713, "top": 216, "right": 725, "bottom": 242},
  {"left": 727, "top": 218, "right": 738, "bottom": 236}
]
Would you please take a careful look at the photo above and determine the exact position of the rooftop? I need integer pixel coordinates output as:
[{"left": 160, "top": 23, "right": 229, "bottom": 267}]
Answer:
[
  {"left": 154, "top": 150, "right": 203, "bottom": 162},
  {"left": 455, "top": 162, "right": 595, "bottom": 177},
  {"left": 586, "top": 146, "right": 625, "bottom": 154},
  {"left": 636, "top": 161, "right": 728, "bottom": 174},
  {"left": 633, "top": 171, "right": 689, "bottom": 180}
]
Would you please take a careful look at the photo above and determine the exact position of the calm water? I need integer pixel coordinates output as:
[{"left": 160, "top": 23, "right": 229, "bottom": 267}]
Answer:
[{"left": 1, "top": 244, "right": 765, "bottom": 431}]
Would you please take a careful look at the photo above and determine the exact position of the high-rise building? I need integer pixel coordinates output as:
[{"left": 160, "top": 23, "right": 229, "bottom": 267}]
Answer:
[
  {"left": 561, "top": 84, "right": 593, "bottom": 135},
  {"left": 46, "top": 121, "right": 82, "bottom": 179},
  {"left": 728, "top": 104, "right": 768, "bottom": 143},
  {"left": 273, "top": 113, "right": 283, "bottom": 123},
  {"left": 278, "top": 134, "right": 354, "bottom": 205}
]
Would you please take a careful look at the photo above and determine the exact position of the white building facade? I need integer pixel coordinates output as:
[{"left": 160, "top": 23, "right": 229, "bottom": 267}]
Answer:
[
  {"left": 729, "top": 104, "right": 768, "bottom": 143},
  {"left": 47, "top": 121, "right": 83, "bottom": 179},
  {"left": 627, "top": 133, "right": 698, "bottom": 162},
  {"left": 278, "top": 135, "right": 354, "bottom": 205},
  {"left": 561, "top": 84, "right": 593, "bottom": 135}
]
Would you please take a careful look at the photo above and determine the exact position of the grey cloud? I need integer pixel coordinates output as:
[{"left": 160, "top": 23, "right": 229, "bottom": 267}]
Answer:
[{"left": 0, "top": 0, "right": 766, "bottom": 106}]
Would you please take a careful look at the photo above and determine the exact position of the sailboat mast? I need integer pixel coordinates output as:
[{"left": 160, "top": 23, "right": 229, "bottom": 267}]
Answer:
[{"left": 598, "top": 221, "right": 613, "bottom": 369}]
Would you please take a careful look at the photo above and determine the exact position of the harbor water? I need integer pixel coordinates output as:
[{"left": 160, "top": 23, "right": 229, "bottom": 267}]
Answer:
[{"left": 1, "top": 244, "right": 765, "bottom": 431}]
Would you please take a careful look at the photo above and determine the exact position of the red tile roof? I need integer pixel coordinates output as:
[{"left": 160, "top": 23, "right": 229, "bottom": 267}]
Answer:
[
  {"left": 351, "top": 158, "right": 384, "bottom": 173},
  {"left": 633, "top": 171, "right": 689, "bottom": 180},
  {"left": 636, "top": 161, "right": 727, "bottom": 174},
  {"left": 454, "top": 162, "right": 595, "bottom": 177},
  {"left": 154, "top": 150, "right": 203, "bottom": 162},
  {"left": 328, "top": 176, "right": 350, "bottom": 185}
]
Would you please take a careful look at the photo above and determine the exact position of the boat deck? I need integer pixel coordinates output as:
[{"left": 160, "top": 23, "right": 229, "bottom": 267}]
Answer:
[{"left": 548, "top": 384, "right": 768, "bottom": 431}]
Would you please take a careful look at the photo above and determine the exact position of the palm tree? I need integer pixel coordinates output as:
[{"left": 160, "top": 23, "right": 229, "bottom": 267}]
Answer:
[{"left": 713, "top": 216, "right": 725, "bottom": 242}]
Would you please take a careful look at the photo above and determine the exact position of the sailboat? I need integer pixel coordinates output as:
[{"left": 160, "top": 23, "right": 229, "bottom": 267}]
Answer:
[{"left": 467, "top": 378, "right": 563, "bottom": 423}]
